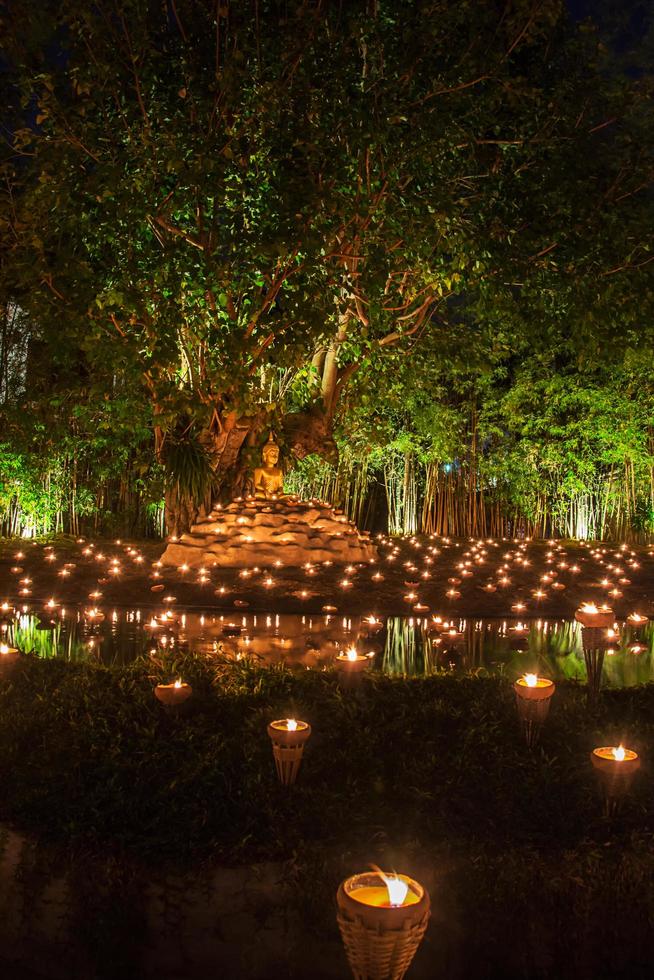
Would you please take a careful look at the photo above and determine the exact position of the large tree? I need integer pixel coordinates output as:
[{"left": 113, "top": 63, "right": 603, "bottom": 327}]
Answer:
[{"left": 2, "top": 0, "right": 652, "bottom": 532}]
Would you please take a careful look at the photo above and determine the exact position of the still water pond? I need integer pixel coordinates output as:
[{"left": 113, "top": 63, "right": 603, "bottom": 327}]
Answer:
[{"left": 5, "top": 608, "right": 654, "bottom": 688}]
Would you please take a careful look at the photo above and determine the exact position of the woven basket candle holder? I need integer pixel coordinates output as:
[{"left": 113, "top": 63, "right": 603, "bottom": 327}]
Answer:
[
  {"left": 626, "top": 613, "right": 649, "bottom": 634},
  {"left": 154, "top": 681, "right": 192, "bottom": 712},
  {"left": 591, "top": 746, "right": 640, "bottom": 817},
  {"left": 336, "top": 871, "right": 430, "bottom": 980},
  {"left": 575, "top": 604, "right": 614, "bottom": 630},
  {"left": 267, "top": 719, "right": 311, "bottom": 786},
  {"left": 513, "top": 676, "right": 555, "bottom": 747},
  {"left": 336, "top": 651, "right": 372, "bottom": 690},
  {"left": 0, "top": 644, "right": 20, "bottom": 674}
]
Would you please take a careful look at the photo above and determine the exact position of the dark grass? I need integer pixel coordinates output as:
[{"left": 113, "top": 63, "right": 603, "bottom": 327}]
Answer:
[
  {"left": 2, "top": 653, "right": 654, "bottom": 978},
  {"left": 0, "top": 652, "right": 652, "bottom": 861}
]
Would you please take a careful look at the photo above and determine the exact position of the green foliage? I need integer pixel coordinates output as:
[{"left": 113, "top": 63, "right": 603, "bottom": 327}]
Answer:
[
  {"left": 1, "top": 0, "right": 653, "bottom": 531},
  {"left": 0, "top": 652, "right": 653, "bottom": 863},
  {"left": 163, "top": 431, "right": 213, "bottom": 502},
  {"left": 1, "top": 652, "right": 654, "bottom": 974}
]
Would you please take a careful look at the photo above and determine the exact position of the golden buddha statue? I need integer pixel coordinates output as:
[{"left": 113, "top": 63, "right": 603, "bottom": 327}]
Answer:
[{"left": 252, "top": 433, "right": 285, "bottom": 499}]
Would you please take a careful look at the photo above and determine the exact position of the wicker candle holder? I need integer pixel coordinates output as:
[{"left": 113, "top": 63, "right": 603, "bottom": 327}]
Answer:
[
  {"left": 0, "top": 644, "right": 20, "bottom": 673},
  {"left": 336, "top": 871, "right": 430, "bottom": 980},
  {"left": 591, "top": 746, "right": 640, "bottom": 816},
  {"left": 626, "top": 612, "right": 649, "bottom": 632},
  {"left": 336, "top": 650, "right": 373, "bottom": 690},
  {"left": 267, "top": 719, "right": 311, "bottom": 786},
  {"left": 513, "top": 676, "right": 555, "bottom": 747},
  {"left": 575, "top": 604, "right": 614, "bottom": 629},
  {"left": 154, "top": 680, "right": 192, "bottom": 709}
]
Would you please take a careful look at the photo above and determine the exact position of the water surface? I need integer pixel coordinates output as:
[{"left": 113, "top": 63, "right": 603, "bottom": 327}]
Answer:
[{"left": 4, "top": 609, "right": 654, "bottom": 688}]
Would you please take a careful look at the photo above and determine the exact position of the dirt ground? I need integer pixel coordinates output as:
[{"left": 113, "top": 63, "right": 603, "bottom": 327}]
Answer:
[{"left": 0, "top": 533, "right": 652, "bottom": 621}]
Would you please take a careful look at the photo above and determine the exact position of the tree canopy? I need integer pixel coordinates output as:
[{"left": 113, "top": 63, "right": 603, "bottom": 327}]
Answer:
[{"left": 1, "top": 0, "right": 653, "bottom": 535}]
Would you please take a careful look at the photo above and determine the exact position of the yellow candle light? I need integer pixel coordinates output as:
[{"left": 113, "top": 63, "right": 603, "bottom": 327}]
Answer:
[
  {"left": 575, "top": 603, "right": 614, "bottom": 629},
  {"left": 514, "top": 675, "right": 556, "bottom": 746},
  {"left": 267, "top": 718, "right": 311, "bottom": 785},
  {"left": 336, "top": 871, "right": 430, "bottom": 980},
  {"left": 154, "top": 679, "right": 192, "bottom": 709},
  {"left": 591, "top": 745, "right": 640, "bottom": 815}
]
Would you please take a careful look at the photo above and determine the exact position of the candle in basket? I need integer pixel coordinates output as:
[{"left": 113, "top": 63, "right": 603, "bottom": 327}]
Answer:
[
  {"left": 347, "top": 872, "right": 422, "bottom": 909},
  {"left": 337, "top": 869, "right": 430, "bottom": 980},
  {"left": 575, "top": 603, "right": 614, "bottom": 629},
  {"left": 513, "top": 674, "right": 555, "bottom": 747},
  {"left": 154, "top": 679, "right": 192, "bottom": 707},
  {"left": 267, "top": 718, "right": 311, "bottom": 786},
  {"left": 591, "top": 745, "right": 640, "bottom": 816}
]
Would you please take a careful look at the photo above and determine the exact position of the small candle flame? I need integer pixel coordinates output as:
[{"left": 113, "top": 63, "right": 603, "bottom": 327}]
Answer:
[
  {"left": 346, "top": 647, "right": 358, "bottom": 662},
  {"left": 580, "top": 602, "right": 599, "bottom": 614},
  {"left": 0, "top": 643, "right": 9, "bottom": 655},
  {"left": 613, "top": 745, "right": 626, "bottom": 762},
  {"left": 524, "top": 673, "right": 538, "bottom": 687},
  {"left": 377, "top": 869, "right": 409, "bottom": 907},
  {"left": 173, "top": 679, "right": 182, "bottom": 689},
  {"left": 286, "top": 718, "right": 298, "bottom": 732}
]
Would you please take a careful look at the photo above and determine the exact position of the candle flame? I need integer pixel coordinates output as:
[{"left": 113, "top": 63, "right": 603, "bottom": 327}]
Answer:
[
  {"left": 346, "top": 647, "right": 358, "bottom": 662},
  {"left": 173, "top": 679, "right": 182, "bottom": 689},
  {"left": 0, "top": 643, "right": 9, "bottom": 655},
  {"left": 372, "top": 867, "right": 409, "bottom": 907},
  {"left": 286, "top": 718, "right": 298, "bottom": 732},
  {"left": 524, "top": 673, "right": 538, "bottom": 687},
  {"left": 613, "top": 745, "right": 626, "bottom": 762}
]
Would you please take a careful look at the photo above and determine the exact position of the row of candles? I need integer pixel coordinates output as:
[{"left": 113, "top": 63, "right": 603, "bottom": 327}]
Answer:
[{"left": 2, "top": 533, "right": 651, "bottom": 623}]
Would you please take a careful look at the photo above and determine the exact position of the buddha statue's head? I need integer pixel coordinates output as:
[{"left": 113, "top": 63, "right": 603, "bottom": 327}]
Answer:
[{"left": 262, "top": 433, "right": 280, "bottom": 467}]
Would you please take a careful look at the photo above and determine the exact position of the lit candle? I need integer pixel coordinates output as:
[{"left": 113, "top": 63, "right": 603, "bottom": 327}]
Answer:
[
  {"left": 592, "top": 745, "right": 638, "bottom": 767},
  {"left": 336, "top": 647, "right": 374, "bottom": 686},
  {"left": 591, "top": 744, "right": 640, "bottom": 814},
  {"left": 336, "top": 871, "right": 430, "bottom": 980},
  {"left": 575, "top": 603, "right": 614, "bottom": 629},
  {"left": 267, "top": 718, "right": 311, "bottom": 785},
  {"left": 513, "top": 675, "right": 556, "bottom": 746},
  {"left": 154, "top": 679, "right": 192, "bottom": 708}
]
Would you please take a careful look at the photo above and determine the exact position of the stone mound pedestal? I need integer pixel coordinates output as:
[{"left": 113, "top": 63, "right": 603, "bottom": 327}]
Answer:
[{"left": 160, "top": 497, "right": 377, "bottom": 568}]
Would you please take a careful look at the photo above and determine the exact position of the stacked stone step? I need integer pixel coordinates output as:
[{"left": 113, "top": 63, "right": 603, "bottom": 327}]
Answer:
[{"left": 161, "top": 497, "right": 377, "bottom": 567}]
